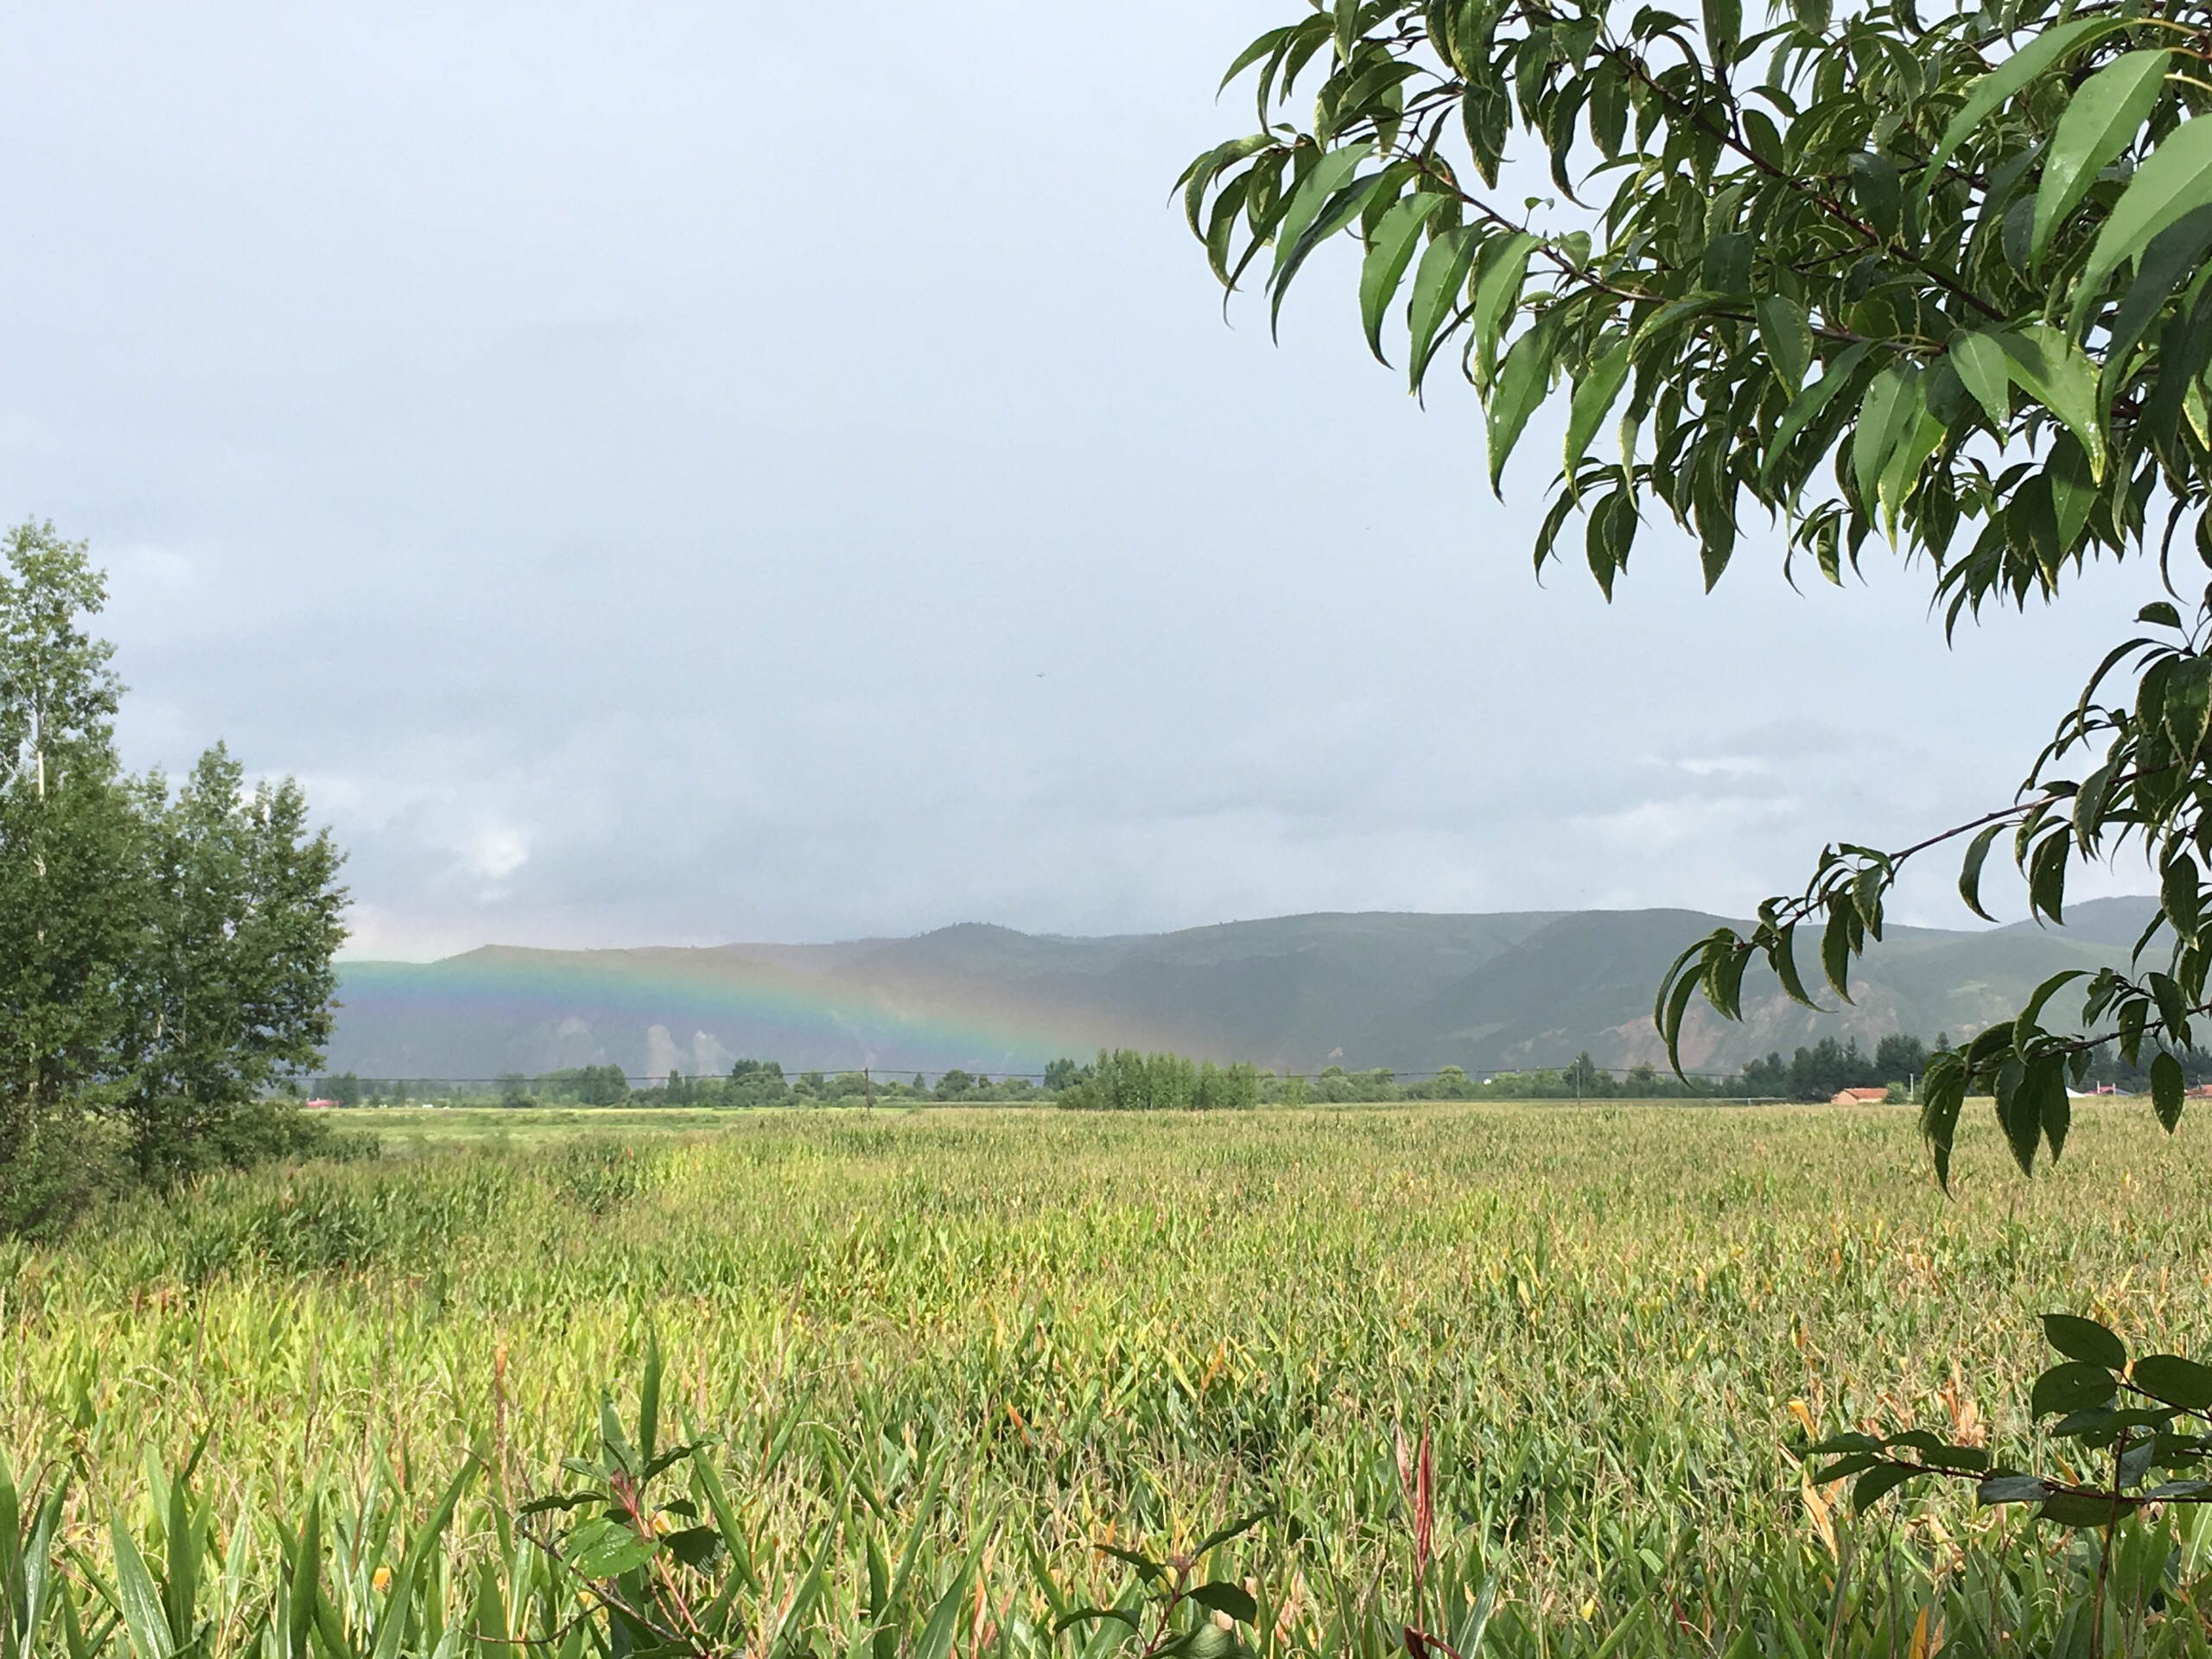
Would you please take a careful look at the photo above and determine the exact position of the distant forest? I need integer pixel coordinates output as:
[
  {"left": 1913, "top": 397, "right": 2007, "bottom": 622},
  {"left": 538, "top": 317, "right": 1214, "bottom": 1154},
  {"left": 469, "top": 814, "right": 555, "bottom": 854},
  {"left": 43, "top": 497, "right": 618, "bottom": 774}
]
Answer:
[{"left": 313, "top": 1028, "right": 2211, "bottom": 1109}]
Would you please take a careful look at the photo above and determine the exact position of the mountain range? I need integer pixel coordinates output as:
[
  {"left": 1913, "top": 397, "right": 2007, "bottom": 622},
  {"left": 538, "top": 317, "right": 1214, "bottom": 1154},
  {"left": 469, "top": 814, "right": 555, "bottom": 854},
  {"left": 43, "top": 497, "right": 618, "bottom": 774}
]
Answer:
[{"left": 325, "top": 896, "right": 2162, "bottom": 1082}]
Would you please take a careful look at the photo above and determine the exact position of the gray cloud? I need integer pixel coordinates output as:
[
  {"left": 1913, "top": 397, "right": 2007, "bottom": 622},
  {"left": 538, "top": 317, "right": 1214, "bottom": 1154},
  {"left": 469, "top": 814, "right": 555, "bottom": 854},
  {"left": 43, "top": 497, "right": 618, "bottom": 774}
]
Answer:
[{"left": 0, "top": 2, "right": 2158, "bottom": 956}]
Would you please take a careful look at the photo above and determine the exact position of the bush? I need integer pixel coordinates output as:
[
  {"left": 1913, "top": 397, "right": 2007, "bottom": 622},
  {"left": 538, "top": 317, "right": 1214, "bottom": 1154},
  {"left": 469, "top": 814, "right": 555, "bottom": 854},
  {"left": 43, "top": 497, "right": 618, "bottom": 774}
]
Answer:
[
  {"left": 550, "top": 1139, "right": 649, "bottom": 1215},
  {"left": 1192, "top": 1059, "right": 1259, "bottom": 1110},
  {"left": 0, "top": 1107, "right": 129, "bottom": 1241},
  {"left": 1058, "top": 1049, "right": 1258, "bottom": 1110},
  {"left": 216, "top": 1098, "right": 381, "bottom": 1167}
]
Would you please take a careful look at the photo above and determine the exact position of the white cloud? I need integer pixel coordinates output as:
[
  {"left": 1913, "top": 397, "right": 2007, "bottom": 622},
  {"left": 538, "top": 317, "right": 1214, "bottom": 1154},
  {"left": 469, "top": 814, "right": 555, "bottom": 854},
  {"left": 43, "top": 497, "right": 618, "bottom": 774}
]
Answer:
[
  {"left": 1675, "top": 754, "right": 1770, "bottom": 779},
  {"left": 460, "top": 823, "right": 530, "bottom": 884}
]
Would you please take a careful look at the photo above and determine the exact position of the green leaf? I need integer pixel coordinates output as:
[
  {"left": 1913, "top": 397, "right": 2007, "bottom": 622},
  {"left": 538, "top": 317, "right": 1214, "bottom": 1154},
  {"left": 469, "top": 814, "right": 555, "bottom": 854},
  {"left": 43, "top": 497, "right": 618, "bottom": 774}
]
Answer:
[
  {"left": 1758, "top": 296, "right": 1813, "bottom": 397},
  {"left": 1993, "top": 1055, "right": 2040, "bottom": 1173},
  {"left": 1769, "top": 922, "right": 1816, "bottom": 1008},
  {"left": 1919, "top": 17, "right": 2127, "bottom": 193},
  {"left": 1467, "top": 232, "right": 1540, "bottom": 388},
  {"left": 1056, "top": 1609, "right": 1143, "bottom": 1635},
  {"left": 2045, "top": 438, "right": 2097, "bottom": 550},
  {"left": 2164, "top": 849, "right": 2201, "bottom": 946},
  {"left": 1659, "top": 949, "right": 1706, "bottom": 1075},
  {"left": 1979, "top": 1474, "right": 2054, "bottom": 1504},
  {"left": 2163, "top": 656, "right": 2212, "bottom": 758},
  {"left": 1919, "top": 1442, "right": 1991, "bottom": 1473},
  {"left": 663, "top": 1524, "right": 722, "bottom": 1570},
  {"left": 1999, "top": 326, "right": 2105, "bottom": 480},
  {"left": 914, "top": 1548, "right": 983, "bottom": 1659},
  {"left": 1629, "top": 293, "right": 1739, "bottom": 355},
  {"left": 2132, "top": 1353, "right": 2212, "bottom": 1410},
  {"left": 1189, "top": 1583, "right": 1260, "bottom": 1624},
  {"left": 16, "top": 1489, "right": 59, "bottom": 1659},
  {"left": 2151, "top": 970, "right": 2193, "bottom": 1043},
  {"left": 370, "top": 1464, "right": 475, "bottom": 1659},
  {"left": 1853, "top": 365, "right": 1922, "bottom": 512},
  {"left": 1564, "top": 340, "right": 1632, "bottom": 476},
  {"left": 1848, "top": 153, "right": 1902, "bottom": 245},
  {"left": 110, "top": 1523, "right": 175, "bottom": 1659},
  {"left": 2074, "top": 117, "right": 2212, "bottom": 333},
  {"left": 2034, "top": 50, "right": 2170, "bottom": 264},
  {"left": 1180, "top": 134, "right": 1273, "bottom": 234},
  {"left": 162, "top": 1466, "right": 197, "bottom": 1654},
  {"left": 1360, "top": 194, "right": 1443, "bottom": 362},
  {"left": 639, "top": 1332, "right": 663, "bottom": 1463},
  {"left": 1407, "top": 225, "right": 1484, "bottom": 389},
  {"left": 1877, "top": 407, "right": 1946, "bottom": 533},
  {"left": 1920, "top": 1061, "right": 1967, "bottom": 1191},
  {"left": 597, "top": 1395, "right": 634, "bottom": 1473},
  {"left": 2017, "top": 969, "right": 2088, "bottom": 1043},
  {"left": 1585, "top": 490, "right": 1638, "bottom": 599},
  {"left": 1702, "top": 0, "right": 1741, "bottom": 63},
  {"left": 2146, "top": 289, "right": 2212, "bottom": 454},
  {"left": 1270, "top": 143, "right": 1370, "bottom": 288},
  {"left": 567, "top": 1518, "right": 654, "bottom": 1580},
  {"left": 1820, "top": 898, "right": 1856, "bottom": 1001},
  {"left": 2028, "top": 829, "right": 2069, "bottom": 925},
  {"left": 2034, "top": 1054, "right": 2071, "bottom": 1163},
  {"left": 1269, "top": 174, "right": 1387, "bottom": 338},
  {"left": 2044, "top": 1313, "right": 2128, "bottom": 1370},
  {"left": 1190, "top": 1510, "right": 1272, "bottom": 1560},
  {"left": 1702, "top": 230, "right": 1751, "bottom": 295},
  {"left": 2105, "top": 206, "right": 2212, "bottom": 379},
  {"left": 1948, "top": 330, "right": 2012, "bottom": 429},
  {"left": 1452, "top": 1571, "right": 1500, "bottom": 1659},
  {"left": 1811, "top": 1452, "right": 1883, "bottom": 1483},
  {"left": 2152, "top": 1050, "right": 2185, "bottom": 1131},
  {"left": 1957, "top": 820, "right": 2004, "bottom": 922},
  {"left": 1852, "top": 1464, "right": 1919, "bottom": 1510},
  {"left": 1486, "top": 316, "right": 1560, "bottom": 495},
  {"left": 768, "top": 1514, "right": 844, "bottom": 1659},
  {"left": 2032, "top": 1360, "right": 2119, "bottom": 1418},
  {"left": 2039, "top": 1490, "right": 2139, "bottom": 1528},
  {"left": 1763, "top": 344, "right": 1870, "bottom": 480},
  {"left": 1217, "top": 28, "right": 1296, "bottom": 97},
  {"left": 287, "top": 1498, "right": 320, "bottom": 1659},
  {"left": 1094, "top": 1543, "right": 1164, "bottom": 1582}
]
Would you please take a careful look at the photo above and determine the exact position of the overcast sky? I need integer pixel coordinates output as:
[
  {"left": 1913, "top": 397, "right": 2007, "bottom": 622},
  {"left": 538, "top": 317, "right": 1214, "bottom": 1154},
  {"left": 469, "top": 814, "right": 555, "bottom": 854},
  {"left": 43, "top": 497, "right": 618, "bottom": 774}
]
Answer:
[{"left": 0, "top": 3, "right": 2157, "bottom": 957}]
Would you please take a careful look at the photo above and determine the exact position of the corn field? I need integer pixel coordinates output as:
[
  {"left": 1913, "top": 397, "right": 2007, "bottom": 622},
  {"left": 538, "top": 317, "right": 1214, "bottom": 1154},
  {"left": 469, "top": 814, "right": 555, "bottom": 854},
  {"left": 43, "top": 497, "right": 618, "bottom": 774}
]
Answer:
[{"left": 3, "top": 1102, "right": 2211, "bottom": 1656}]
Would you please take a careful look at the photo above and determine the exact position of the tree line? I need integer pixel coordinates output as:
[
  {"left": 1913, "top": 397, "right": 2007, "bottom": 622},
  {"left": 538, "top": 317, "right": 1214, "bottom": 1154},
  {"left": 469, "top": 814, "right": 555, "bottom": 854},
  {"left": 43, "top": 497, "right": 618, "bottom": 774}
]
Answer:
[
  {"left": 320, "top": 1033, "right": 2115, "bottom": 1111},
  {"left": 1735, "top": 1034, "right": 1936, "bottom": 1102},
  {"left": 319, "top": 1061, "right": 1058, "bottom": 1110},
  {"left": 1, "top": 524, "right": 353, "bottom": 1236}
]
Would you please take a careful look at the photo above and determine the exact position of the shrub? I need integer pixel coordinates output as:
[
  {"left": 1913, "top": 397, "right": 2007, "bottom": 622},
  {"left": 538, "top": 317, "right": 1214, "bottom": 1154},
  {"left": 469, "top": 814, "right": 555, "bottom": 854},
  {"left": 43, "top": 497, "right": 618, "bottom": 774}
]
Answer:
[
  {"left": 550, "top": 1139, "right": 649, "bottom": 1215},
  {"left": 1058, "top": 1049, "right": 1258, "bottom": 1110}
]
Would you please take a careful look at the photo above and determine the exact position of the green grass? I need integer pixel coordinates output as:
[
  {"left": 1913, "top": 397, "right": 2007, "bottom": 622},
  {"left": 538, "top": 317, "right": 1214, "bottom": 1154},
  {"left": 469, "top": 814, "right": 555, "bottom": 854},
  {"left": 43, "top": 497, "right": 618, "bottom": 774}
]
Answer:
[
  {"left": 343, "top": 1103, "right": 781, "bottom": 1151},
  {"left": 4, "top": 1101, "right": 2212, "bottom": 1656}
]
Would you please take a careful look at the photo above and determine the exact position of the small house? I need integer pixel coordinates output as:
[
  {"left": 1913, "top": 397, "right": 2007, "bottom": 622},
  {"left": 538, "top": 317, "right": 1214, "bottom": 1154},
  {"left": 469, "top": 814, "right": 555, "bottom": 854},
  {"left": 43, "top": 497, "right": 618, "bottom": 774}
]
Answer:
[{"left": 1830, "top": 1087, "right": 1889, "bottom": 1105}]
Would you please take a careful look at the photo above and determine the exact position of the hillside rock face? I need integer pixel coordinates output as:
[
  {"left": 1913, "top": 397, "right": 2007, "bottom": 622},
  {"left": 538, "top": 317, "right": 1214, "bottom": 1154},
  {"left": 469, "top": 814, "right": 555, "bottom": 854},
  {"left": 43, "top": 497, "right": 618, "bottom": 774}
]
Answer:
[{"left": 327, "top": 898, "right": 2157, "bottom": 1081}]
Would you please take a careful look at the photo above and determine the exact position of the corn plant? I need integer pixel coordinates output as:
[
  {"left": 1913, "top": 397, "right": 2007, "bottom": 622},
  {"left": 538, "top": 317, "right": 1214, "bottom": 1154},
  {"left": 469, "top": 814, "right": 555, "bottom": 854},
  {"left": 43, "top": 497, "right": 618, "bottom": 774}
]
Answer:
[{"left": 3, "top": 1108, "right": 2211, "bottom": 1655}]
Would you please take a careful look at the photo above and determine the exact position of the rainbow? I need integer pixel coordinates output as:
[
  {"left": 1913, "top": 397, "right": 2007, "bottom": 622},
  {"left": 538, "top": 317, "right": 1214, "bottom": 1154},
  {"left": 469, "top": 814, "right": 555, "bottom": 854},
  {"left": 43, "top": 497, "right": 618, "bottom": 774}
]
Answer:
[{"left": 329, "top": 941, "right": 1118, "bottom": 1080}]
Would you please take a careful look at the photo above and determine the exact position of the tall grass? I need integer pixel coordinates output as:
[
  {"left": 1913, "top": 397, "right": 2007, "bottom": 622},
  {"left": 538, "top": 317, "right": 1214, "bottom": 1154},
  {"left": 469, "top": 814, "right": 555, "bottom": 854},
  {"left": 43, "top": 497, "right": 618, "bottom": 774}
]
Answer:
[{"left": 3, "top": 1103, "right": 2210, "bottom": 1655}]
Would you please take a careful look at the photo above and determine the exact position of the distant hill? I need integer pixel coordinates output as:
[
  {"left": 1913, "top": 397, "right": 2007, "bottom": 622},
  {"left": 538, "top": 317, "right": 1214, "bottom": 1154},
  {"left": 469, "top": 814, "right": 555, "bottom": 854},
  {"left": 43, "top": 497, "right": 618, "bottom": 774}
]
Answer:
[{"left": 326, "top": 897, "right": 2158, "bottom": 1082}]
